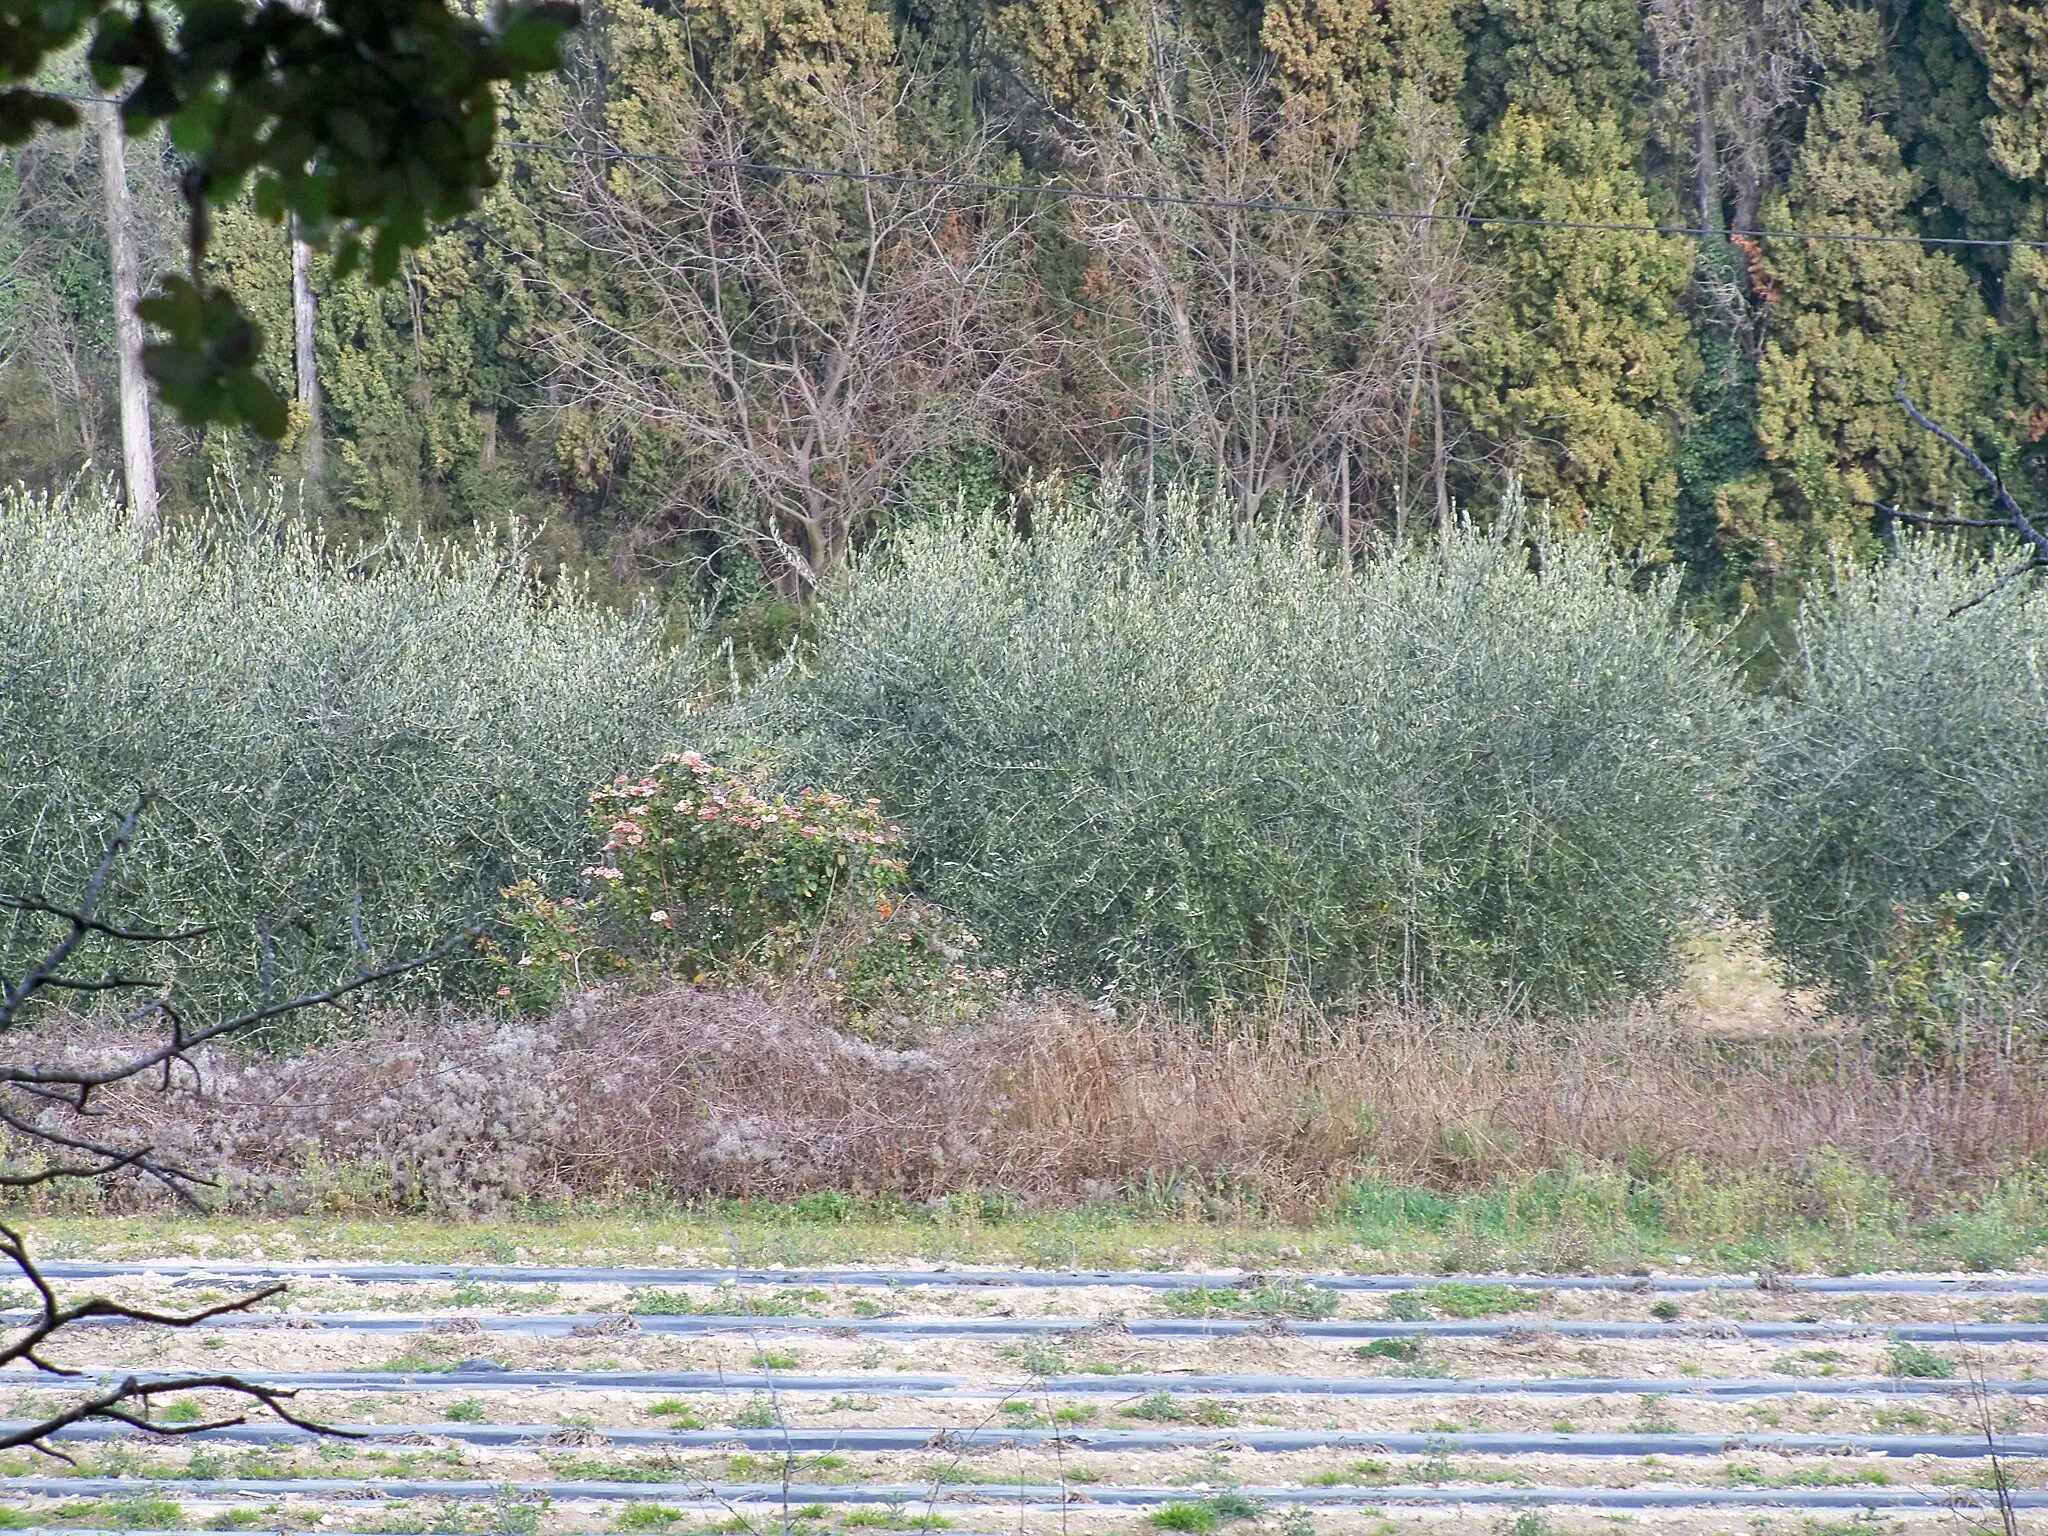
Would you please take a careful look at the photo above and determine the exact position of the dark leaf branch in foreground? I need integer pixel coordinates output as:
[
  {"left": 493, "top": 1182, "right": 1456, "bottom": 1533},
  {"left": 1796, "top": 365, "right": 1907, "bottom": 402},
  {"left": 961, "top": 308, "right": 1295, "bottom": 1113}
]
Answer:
[
  {"left": 1875, "top": 378, "right": 2048, "bottom": 615},
  {"left": 0, "top": 793, "right": 451, "bottom": 1457},
  {"left": 0, "top": 0, "right": 579, "bottom": 435}
]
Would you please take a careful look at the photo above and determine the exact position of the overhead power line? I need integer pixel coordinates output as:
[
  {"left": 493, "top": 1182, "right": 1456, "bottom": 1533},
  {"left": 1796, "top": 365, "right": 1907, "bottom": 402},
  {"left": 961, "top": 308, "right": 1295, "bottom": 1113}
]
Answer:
[
  {"left": 499, "top": 137, "right": 2048, "bottom": 253},
  {"left": 26, "top": 87, "right": 2048, "bottom": 251}
]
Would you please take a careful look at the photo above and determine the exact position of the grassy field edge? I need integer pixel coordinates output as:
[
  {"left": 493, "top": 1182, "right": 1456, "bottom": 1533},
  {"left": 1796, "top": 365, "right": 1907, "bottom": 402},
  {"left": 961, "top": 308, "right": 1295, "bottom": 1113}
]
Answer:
[{"left": 18, "top": 1167, "right": 2048, "bottom": 1276}]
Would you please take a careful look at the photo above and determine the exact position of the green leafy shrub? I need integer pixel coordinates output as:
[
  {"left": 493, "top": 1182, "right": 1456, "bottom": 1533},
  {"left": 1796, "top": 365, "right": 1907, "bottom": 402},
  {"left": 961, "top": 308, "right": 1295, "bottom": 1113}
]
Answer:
[
  {"left": 500, "top": 752, "right": 998, "bottom": 1021},
  {"left": 1748, "top": 537, "right": 2048, "bottom": 1013},
  {"left": 1884, "top": 1341, "right": 1954, "bottom": 1379},
  {"left": 631, "top": 1285, "right": 823, "bottom": 1317},
  {"left": 1148, "top": 1496, "right": 1262, "bottom": 1531},
  {"left": 1427, "top": 1283, "right": 1540, "bottom": 1319},
  {"left": 728, "top": 1393, "right": 779, "bottom": 1428},
  {"left": 0, "top": 482, "right": 699, "bottom": 1011},
  {"left": 97, "top": 1497, "right": 185, "bottom": 1530},
  {"left": 767, "top": 488, "right": 1751, "bottom": 1009},
  {"left": 1306, "top": 1460, "right": 1390, "bottom": 1488},
  {"left": 615, "top": 1504, "right": 688, "bottom": 1532},
  {"left": 1384, "top": 1290, "right": 1432, "bottom": 1322},
  {"left": 1163, "top": 1281, "right": 1339, "bottom": 1319},
  {"left": 1011, "top": 1341, "right": 1068, "bottom": 1376},
  {"left": 1353, "top": 1337, "right": 1430, "bottom": 1366},
  {"left": 1120, "top": 1391, "right": 1238, "bottom": 1426}
]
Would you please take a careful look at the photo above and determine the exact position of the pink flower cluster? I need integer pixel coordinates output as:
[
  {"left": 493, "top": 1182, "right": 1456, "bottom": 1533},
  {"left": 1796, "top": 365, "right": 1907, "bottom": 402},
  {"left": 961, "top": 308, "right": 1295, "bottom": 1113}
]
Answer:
[{"left": 581, "top": 751, "right": 907, "bottom": 893}]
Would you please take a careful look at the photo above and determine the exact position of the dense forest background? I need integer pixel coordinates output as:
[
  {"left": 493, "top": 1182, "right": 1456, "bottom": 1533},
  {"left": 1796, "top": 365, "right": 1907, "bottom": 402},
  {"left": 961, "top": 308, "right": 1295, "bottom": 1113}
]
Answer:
[{"left": 3, "top": 0, "right": 2044, "bottom": 626}]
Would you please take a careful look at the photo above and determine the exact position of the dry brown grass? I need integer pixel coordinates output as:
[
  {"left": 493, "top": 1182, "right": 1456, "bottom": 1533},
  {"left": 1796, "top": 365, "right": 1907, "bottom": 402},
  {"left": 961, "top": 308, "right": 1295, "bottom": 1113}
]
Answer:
[{"left": 46, "top": 985, "right": 2046, "bottom": 1217}]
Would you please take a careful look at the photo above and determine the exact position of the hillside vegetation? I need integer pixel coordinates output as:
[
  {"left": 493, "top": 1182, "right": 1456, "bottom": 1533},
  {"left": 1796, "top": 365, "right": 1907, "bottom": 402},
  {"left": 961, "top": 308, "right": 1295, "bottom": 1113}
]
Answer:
[
  {"left": 4, "top": 0, "right": 2047, "bottom": 1238},
  {"left": 2, "top": 0, "right": 2043, "bottom": 624}
]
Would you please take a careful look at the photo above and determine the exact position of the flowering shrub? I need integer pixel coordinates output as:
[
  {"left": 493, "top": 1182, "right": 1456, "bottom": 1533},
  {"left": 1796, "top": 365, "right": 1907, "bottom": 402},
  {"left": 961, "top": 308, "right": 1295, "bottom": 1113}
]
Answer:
[
  {"left": 589, "top": 751, "right": 908, "bottom": 962},
  {"left": 0, "top": 483, "right": 701, "bottom": 1013},
  {"left": 488, "top": 880, "right": 629, "bottom": 1011},
  {"left": 500, "top": 753, "right": 1000, "bottom": 1028}
]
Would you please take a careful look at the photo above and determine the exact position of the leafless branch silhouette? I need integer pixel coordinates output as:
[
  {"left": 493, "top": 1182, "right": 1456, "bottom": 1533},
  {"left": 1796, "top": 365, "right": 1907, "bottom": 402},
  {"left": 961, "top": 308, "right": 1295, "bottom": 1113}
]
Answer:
[{"left": 0, "top": 793, "right": 456, "bottom": 1456}]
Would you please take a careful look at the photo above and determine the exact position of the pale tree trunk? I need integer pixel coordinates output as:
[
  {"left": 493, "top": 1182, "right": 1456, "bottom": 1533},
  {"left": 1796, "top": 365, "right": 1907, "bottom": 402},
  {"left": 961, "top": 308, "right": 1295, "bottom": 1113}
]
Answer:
[
  {"left": 291, "top": 217, "right": 324, "bottom": 481},
  {"left": 1692, "top": 64, "right": 1723, "bottom": 231},
  {"left": 94, "top": 102, "right": 157, "bottom": 536},
  {"left": 1430, "top": 361, "right": 1449, "bottom": 540},
  {"left": 1336, "top": 445, "right": 1351, "bottom": 565},
  {"left": 1398, "top": 342, "right": 1423, "bottom": 533}
]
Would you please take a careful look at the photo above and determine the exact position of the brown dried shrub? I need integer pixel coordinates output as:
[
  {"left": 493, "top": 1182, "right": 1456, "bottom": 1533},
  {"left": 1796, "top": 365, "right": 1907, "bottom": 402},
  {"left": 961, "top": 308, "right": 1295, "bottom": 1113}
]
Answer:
[{"left": 45, "top": 986, "right": 2047, "bottom": 1218}]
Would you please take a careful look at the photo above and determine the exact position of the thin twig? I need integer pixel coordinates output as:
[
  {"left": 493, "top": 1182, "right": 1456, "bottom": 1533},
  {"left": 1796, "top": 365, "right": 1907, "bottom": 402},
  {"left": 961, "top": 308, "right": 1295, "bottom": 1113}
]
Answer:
[
  {"left": 1955, "top": 1325, "right": 2021, "bottom": 1536},
  {"left": 0, "top": 795, "right": 448, "bottom": 1454}
]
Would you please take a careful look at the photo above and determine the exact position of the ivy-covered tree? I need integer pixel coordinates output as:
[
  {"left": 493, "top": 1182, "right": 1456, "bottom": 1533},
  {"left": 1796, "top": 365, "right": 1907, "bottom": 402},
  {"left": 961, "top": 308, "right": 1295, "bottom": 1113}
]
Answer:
[
  {"left": 1949, "top": 0, "right": 2048, "bottom": 485},
  {"left": 987, "top": 0, "right": 1147, "bottom": 117}
]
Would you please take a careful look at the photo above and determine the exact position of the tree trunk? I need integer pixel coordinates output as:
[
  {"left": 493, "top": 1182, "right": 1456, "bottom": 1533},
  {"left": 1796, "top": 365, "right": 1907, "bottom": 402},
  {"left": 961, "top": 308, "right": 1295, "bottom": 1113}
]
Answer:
[
  {"left": 1399, "top": 359, "right": 1422, "bottom": 539},
  {"left": 291, "top": 216, "right": 324, "bottom": 481},
  {"left": 1430, "top": 361, "right": 1449, "bottom": 542},
  {"left": 1337, "top": 445, "right": 1351, "bottom": 565},
  {"left": 1692, "top": 64, "right": 1723, "bottom": 231},
  {"left": 95, "top": 103, "right": 157, "bottom": 537}
]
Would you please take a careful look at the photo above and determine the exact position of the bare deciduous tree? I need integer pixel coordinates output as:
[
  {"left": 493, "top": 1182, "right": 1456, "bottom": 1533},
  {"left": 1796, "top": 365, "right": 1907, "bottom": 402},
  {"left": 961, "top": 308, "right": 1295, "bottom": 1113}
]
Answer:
[
  {"left": 0, "top": 796, "right": 449, "bottom": 1455},
  {"left": 0, "top": 133, "right": 115, "bottom": 472},
  {"left": 1066, "top": 59, "right": 1484, "bottom": 545},
  {"left": 540, "top": 75, "right": 1036, "bottom": 597},
  {"left": 1645, "top": 0, "right": 1820, "bottom": 236},
  {"left": 1071, "top": 58, "right": 1379, "bottom": 524},
  {"left": 1373, "top": 92, "right": 1488, "bottom": 547}
]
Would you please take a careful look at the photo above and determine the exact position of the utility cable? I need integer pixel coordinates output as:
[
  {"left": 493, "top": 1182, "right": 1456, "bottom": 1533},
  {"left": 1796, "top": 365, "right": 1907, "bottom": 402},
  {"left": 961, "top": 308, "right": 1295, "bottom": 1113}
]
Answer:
[
  {"left": 499, "top": 135, "right": 2048, "bottom": 253},
  {"left": 24, "top": 86, "right": 2048, "bottom": 252}
]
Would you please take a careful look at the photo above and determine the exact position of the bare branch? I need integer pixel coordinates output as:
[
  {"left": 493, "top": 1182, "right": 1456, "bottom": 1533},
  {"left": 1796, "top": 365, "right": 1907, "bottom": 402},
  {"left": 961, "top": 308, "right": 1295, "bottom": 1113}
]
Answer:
[
  {"left": 1944, "top": 554, "right": 2046, "bottom": 619},
  {"left": 0, "top": 796, "right": 150, "bottom": 1026},
  {"left": 1895, "top": 379, "right": 2048, "bottom": 563},
  {"left": 1062, "top": 58, "right": 1485, "bottom": 534},
  {"left": 536, "top": 68, "right": 1041, "bottom": 597},
  {"left": 1860, "top": 501, "right": 2014, "bottom": 531},
  {"left": 1881, "top": 382, "right": 2048, "bottom": 617},
  {"left": 0, "top": 896, "right": 213, "bottom": 946},
  {"left": 0, "top": 930, "right": 469, "bottom": 1094},
  {"left": 0, "top": 797, "right": 447, "bottom": 1454}
]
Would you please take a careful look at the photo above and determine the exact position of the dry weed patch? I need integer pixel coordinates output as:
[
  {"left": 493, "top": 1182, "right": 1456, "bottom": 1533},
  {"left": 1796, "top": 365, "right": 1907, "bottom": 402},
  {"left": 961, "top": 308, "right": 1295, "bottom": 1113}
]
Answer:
[{"left": 11, "top": 984, "right": 2048, "bottom": 1271}]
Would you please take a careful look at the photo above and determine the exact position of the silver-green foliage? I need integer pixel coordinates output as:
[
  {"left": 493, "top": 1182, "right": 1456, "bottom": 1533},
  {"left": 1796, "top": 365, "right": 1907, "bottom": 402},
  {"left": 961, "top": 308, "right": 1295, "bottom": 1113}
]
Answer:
[
  {"left": 0, "top": 482, "right": 699, "bottom": 1008},
  {"left": 770, "top": 490, "right": 1751, "bottom": 1009},
  {"left": 1749, "top": 537, "right": 2048, "bottom": 996}
]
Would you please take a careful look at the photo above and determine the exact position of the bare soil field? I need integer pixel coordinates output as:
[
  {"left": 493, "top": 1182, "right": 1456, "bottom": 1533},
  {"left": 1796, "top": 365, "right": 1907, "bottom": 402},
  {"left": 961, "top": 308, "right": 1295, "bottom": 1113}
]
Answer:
[{"left": 2, "top": 1253, "right": 2043, "bottom": 1536}]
